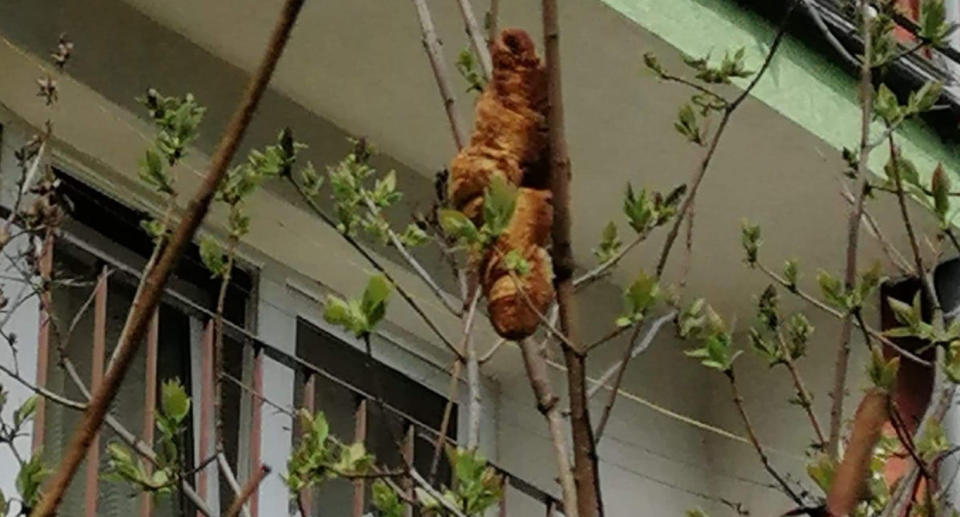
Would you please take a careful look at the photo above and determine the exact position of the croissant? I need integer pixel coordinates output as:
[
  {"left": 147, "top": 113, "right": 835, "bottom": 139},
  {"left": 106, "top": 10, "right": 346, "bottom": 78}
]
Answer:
[{"left": 448, "top": 28, "right": 555, "bottom": 340}]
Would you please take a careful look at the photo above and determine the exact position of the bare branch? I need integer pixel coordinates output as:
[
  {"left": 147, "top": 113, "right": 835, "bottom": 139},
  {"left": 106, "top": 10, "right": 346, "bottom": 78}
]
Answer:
[
  {"left": 486, "top": 0, "right": 500, "bottom": 48},
  {"left": 0, "top": 360, "right": 85, "bottom": 411},
  {"left": 727, "top": 369, "right": 804, "bottom": 505},
  {"left": 478, "top": 337, "right": 506, "bottom": 365},
  {"left": 587, "top": 312, "right": 676, "bottom": 400},
  {"left": 518, "top": 338, "right": 579, "bottom": 516},
  {"left": 774, "top": 330, "right": 826, "bottom": 447},
  {"left": 839, "top": 185, "right": 912, "bottom": 275},
  {"left": 655, "top": 2, "right": 797, "bottom": 277},
  {"left": 454, "top": 0, "right": 492, "bottom": 80},
  {"left": 217, "top": 452, "right": 253, "bottom": 517},
  {"left": 463, "top": 288, "right": 483, "bottom": 449},
  {"left": 363, "top": 196, "right": 463, "bottom": 316},
  {"left": 428, "top": 359, "right": 461, "bottom": 484},
  {"left": 222, "top": 465, "right": 271, "bottom": 517},
  {"left": 592, "top": 312, "right": 676, "bottom": 443},
  {"left": 411, "top": 0, "right": 468, "bottom": 150}
]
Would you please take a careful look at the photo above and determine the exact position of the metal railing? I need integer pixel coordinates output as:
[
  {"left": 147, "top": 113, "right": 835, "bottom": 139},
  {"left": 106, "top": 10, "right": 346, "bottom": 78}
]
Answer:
[{"left": 55, "top": 229, "right": 563, "bottom": 516}]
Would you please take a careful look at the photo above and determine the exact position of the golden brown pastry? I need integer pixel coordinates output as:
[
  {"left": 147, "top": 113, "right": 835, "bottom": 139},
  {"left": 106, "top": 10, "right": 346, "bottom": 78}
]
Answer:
[{"left": 448, "top": 28, "right": 554, "bottom": 340}]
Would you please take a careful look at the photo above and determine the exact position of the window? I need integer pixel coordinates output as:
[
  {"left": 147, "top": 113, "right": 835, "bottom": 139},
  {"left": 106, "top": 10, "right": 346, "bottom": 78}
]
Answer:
[
  {"left": 36, "top": 170, "right": 254, "bottom": 516},
  {"left": 294, "top": 319, "right": 455, "bottom": 516}
]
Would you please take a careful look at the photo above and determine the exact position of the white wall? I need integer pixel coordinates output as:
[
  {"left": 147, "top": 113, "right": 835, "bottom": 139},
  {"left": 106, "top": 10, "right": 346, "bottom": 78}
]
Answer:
[{"left": 0, "top": 127, "right": 41, "bottom": 512}]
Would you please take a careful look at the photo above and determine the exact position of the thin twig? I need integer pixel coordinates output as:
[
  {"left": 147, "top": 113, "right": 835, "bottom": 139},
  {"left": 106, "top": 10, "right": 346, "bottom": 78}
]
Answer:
[
  {"left": 463, "top": 288, "right": 483, "bottom": 449},
  {"left": 574, "top": 229, "right": 649, "bottom": 289},
  {"left": 755, "top": 261, "right": 931, "bottom": 366},
  {"left": 454, "top": 0, "right": 492, "bottom": 80},
  {"left": 798, "top": 0, "right": 860, "bottom": 68},
  {"left": 287, "top": 175, "right": 463, "bottom": 360},
  {"left": 213, "top": 234, "right": 238, "bottom": 451},
  {"left": 428, "top": 359, "right": 461, "bottom": 484},
  {"left": 593, "top": 317, "right": 662, "bottom": 443},
  {"left": 655, "top": 1, "right": 797, "bottom": 278},
  {"left": 478, "top": 337, "right": 506, "bottom": 364},
  {"left": 774, "top": 330, "right": 826, "bottom": 447},
  {"left": 411, "top": 0, "right": 468, "bottom": 150},
  {"left": 727, "top": 369, "right": 804, "bottom": 505},
  {"left": 363, "top": 196, "right": 462, "bottom": 316},
  {"left": 839, "top": 185, "right": 912, "bottom": 275},
  {"left": 486, "top": 0, "right": 500, "bottom": 48},
  {"left": 586, "top": 312, "right": 676, "bottom": 400},
  {"left": 31, "top": 2, "right": 305, "bottom": 514},
  {"left": 0, "top": 361, "right": 85, "bottom": 410},
  {"left": 409, "top": 467, "right": 469, "bottom": 517},
  {"left": 217, "top": 452, "right": 253, "bottom": 517},
  {"left": 222, "top": 465, "right": 270, "bottom": 517},
  {"left": 518, "top": 338, "right": 579, "bottom": 517}
]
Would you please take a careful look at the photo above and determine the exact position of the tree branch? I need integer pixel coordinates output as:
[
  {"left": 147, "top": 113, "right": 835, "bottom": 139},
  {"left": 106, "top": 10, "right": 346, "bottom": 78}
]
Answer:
[
  {"left": 30, "top": 2, "right": 305, "bottom": 514},
  {"left": 755, "top": 261, "right": 931, "bottom": 366},
  {"left": 593, "top": 312, "right": 676, "bottom": 443},
  {"left": 726, "top": 369, "right": 804, "bottom": 505},
  {"left": 454, "top": 0, "right": 492, "bottom": 80},
  {"left": 586, "top": 312, "right": 676, "bottom": 400},
  {"left": 222, "top": 465, "right": 270, "bottom": 517},
  {"left": 774, "top": 330, "right": 826, "bottom": 448},
  {"left": 287, "top": 175, "right": 463, "bottom": 360},
  {"left": 411, "top": 0, "right": 468, "bottom": 150},
  {"left": 541, "top": 1, "right": 603, "bottom": 513},
  {"left": 655, "top": 2, "right": 797, "bottom": 277},
  {"left": 518, "top": 338, "right": 579, "bottom": 517}
]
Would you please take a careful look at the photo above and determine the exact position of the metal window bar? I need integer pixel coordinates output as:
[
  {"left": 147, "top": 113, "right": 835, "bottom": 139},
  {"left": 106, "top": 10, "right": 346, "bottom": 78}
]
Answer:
[
  {"left": 84, "top": 267, "right": 108, "bottom": 517},
  {"left": 57, "top": 230, "right": 563, "bottom": 514},
  {"left": 197, "top": 320, "right": 215, "bottom": 517},
  {"left": 141, "top": 310, "right": 159, "bottom": 517}
]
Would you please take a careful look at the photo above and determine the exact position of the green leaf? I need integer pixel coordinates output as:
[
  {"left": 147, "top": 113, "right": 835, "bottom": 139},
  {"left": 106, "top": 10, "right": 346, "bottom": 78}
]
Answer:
[
  {"left": 919, "top": 0, "right": 952, "bottom": 46},
  {"left": 482, "top": 175, "right": 518, "bottom": 237},
  {"left": 138, "top": 148, "right": 173, "bottom": 194},
  {"left": 867, "top": 347, "right": 899, "bottom": 392},
  {"left": 783, "top": 259, "right": 799, "bottom": 289},
  {"left": 501, "top": 250, "right": 529, "bottom": 277},
  {"left": 932, "top": 163, "right": 951, "bottom": 225},
  {"left": 917, "top": 420, "right": 949, "bottom": 462},
  {"left": 643, "top": 52, "right": 665, "bottom": 77},
  {"left": 198, "top": 236, "right": 226, "bottom": 278},
  {"left": 816, "top": 270, "right": 846, "bottom": 311},
  {"left": 361, "top": 274, "right": 392, "bottom": 329},
  {"left": 160, "top": 378, "right": 190, "bottom": 424},
  {"left": 674, "top": 104, "right": 702, "bottom": 144},
  {"left": 323, "top": 295, "right": 353, "bottom": 326},
  {"left": 807, "top": 454, "right": 836, "bottom": 493},
  {"left": 620, "top": 271, "right": 660, "bottom": 325},
  {"left": 593, "top": 221, "right": 622, "bottom": 264},
  {"left": 14, "top": 395, "right": 37, "bottom": 428},
  {"left": 438, "top": 209, "right": 481, "bottom": 245},
  {"left": 16, "top": 450, "right": 48, "bottom": 508},
  {"left": 740, "top": 220, "right": 761, "bottom": 265},
  {"left": 884, "top": 152, "right": 921, "bottom": 188},
  {"left": 372, "top": 480, "right": 404, "bottom": 517},
  {"left": 908, "top": 80, "right": 943, "bottom": 114},
  {"left": 456, "top": 48, "right": 487, "bottom": 93},
  {"left": 398, "top": 223, "right": 430, "bottom": 248},
  {"left": 874, "top": 83, "right": 901, "bottom": 124}
]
